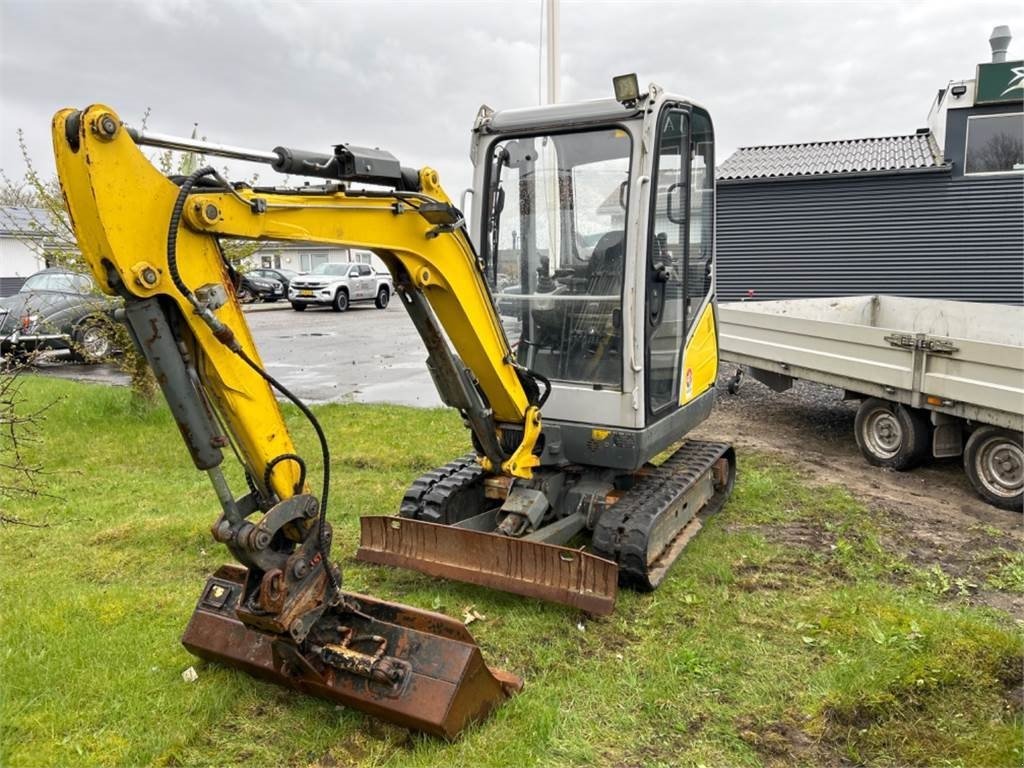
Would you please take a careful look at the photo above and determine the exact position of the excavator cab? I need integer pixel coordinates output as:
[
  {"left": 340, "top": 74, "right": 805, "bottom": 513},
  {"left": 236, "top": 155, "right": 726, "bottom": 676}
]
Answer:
[
  {"left": 472, "top": 89, "right": 719, "bottom": 446},
  {"left": 359, "top": 81, "right": 735, "bottom": 612}
]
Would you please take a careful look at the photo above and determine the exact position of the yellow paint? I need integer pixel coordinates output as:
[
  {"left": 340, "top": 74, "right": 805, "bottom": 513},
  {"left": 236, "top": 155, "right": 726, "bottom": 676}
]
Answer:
[
  {"left": 53, "top": 105, "right": 540, "bottom": 484},
  {"left": 680, "top": 303, "right": 718, "bottom": 405},
  {"left": 501, "top": 406, "right": 542, "bottom": 478}
]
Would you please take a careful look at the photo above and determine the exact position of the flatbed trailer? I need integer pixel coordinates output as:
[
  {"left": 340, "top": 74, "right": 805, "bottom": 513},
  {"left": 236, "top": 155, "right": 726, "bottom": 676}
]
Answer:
[{"left": 718, "top": 296, "right": 1023, "bottom": 511}]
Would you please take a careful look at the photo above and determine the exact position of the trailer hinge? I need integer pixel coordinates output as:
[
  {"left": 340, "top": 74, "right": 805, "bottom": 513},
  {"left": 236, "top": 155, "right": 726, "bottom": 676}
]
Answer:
[{"left": 883, "top": 333, "right": 958, "bottom": 354}]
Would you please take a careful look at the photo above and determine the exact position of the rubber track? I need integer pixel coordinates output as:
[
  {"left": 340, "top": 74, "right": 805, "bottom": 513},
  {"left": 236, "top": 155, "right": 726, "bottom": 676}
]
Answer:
[
  {"left": 591, "top": 440, "right": 734, "bottom": 590},
  {"left": 399, "top": 453, "right": 484, "bottom": 523}
]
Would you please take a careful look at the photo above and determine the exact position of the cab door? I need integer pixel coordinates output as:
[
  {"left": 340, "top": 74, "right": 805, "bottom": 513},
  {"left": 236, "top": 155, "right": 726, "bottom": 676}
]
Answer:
[
  {"left": 644, "top": 106, "right": 717, "bottom": 418},
  {"left": 645, "top": 108, "right": 690, "bottom": 418}
]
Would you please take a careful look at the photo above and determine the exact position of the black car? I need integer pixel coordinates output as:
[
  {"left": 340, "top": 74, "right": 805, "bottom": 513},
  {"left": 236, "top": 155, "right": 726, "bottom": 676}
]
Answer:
[
  {"left": 238, "top": 273, "right": 286, "bottom": 303},
  {"left": 0, "top": 268, "right": 118, "bottom": 362},
  {"left": 249, "top": 267, "right": 300, "bottom": 294}
]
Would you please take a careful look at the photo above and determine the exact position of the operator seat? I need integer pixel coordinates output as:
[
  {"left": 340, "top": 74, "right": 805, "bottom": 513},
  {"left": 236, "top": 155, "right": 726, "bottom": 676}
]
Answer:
[{"left": 566, "top": 229, "right": 625, "bottom": 381}]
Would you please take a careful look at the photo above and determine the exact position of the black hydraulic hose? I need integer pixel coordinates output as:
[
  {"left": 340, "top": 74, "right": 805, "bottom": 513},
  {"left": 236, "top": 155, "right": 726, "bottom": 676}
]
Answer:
[
  {"left": 531, "top": 369, "right": 552, "bottom": 408},
  {"left": 164, "top": 168, "right": 340, "bottom": 598},
  {"left": 235, "top": 349, "right": 340, "bottom": 598},
  {"left": 263, "top": 453, "right": 307, "bottom": 497},
  {"left": 167, "top": 166, "right": 218, "bottom": 305}
]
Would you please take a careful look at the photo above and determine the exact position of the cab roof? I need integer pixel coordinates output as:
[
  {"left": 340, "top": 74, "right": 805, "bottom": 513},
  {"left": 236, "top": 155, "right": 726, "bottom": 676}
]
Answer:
[{"left": 475, "top": 86, "right": 708, "bottom": 135}]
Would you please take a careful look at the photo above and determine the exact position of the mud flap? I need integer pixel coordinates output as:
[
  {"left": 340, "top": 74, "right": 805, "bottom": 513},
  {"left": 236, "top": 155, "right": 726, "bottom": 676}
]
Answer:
[
  {"left": 181, "top": 565, "right": 521, "bottom": 739},
  {"left": 356, "top": 516, "right": 619, "bottom": 615}
]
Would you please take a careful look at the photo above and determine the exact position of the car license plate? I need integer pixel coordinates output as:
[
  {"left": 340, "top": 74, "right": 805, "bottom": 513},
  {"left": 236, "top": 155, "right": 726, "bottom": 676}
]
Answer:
[{"left": 299, "top": 291, "right": 314, "bottom": 297}]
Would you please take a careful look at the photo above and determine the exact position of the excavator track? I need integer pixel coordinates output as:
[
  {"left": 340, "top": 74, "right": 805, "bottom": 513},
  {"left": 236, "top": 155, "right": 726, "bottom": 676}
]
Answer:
[
  {"left": 400, "top": 454, "right": 486, "bottom": 524},
  {"left": 592, "top": 440, "right": 736, "bottom": 591},
  {"left": 362, "top": 440, "right": 735, "bottom": 612}
]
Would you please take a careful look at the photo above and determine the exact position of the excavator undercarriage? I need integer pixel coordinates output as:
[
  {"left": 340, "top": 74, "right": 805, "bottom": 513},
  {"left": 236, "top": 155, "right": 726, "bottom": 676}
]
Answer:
[{"left": 358, "top": 442, "right": 735, "bottom": 615}]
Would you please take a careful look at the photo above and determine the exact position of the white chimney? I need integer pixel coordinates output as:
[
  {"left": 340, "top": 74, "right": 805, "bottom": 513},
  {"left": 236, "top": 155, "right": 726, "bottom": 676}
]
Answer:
[{"left": 989, "top": 25, "right": 1011, "bottom": 63}]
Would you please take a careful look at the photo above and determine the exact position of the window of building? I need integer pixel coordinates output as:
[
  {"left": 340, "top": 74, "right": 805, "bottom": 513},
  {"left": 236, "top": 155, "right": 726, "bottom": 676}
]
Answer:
[
  {"left": 965, "top": 113, "right": 1024, "bottom": 174},
  {"left": 298, "top": 252, "right": 330, "bottom": 272}
]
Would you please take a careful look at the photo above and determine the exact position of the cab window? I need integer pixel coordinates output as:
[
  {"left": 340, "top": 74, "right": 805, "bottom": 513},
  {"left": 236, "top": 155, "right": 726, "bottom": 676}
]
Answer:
[{"left": 484, "top": 128, "right": 632, "bottom": 389}]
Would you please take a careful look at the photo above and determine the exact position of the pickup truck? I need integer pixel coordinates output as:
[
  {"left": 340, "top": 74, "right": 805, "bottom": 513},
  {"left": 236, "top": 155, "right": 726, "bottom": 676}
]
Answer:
[{"left": 288, "top": 262, "right": 393, "bottom": 312}]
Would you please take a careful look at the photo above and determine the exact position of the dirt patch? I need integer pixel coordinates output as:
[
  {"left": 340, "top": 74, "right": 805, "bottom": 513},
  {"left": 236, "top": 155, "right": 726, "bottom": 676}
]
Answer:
[
  {"left": 1004, "top": 683, "right": 1024, "bottom": 715},
  {"left": 971, "top": 589, "right": 1024, "bottom": 617},
  {"left": 735, "top": 714, "right": 843, "bottom": 767},
  {"left": 877, "top": 501, "right": 1009, "bottom": 576},
  {"left": 731, "top": 519, "right": 839, "bottom": 555},
  {"left": 732, "top": 551, "right": 835, "bottom": 592},
  {"left": 697, "top": 375, "right": 1024, "bottom": 616},
  {"left": 607, "top": 717, "right": 710, "bottom": 768},
  {"left": 306, "top": 719, "right": 412, "bottom": 767}
]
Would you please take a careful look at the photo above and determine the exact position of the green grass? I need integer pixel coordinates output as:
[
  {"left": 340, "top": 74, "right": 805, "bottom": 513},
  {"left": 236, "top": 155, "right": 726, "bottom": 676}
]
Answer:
[{"left": 1, "top": 378, "right": 1021, "bottom": 767}]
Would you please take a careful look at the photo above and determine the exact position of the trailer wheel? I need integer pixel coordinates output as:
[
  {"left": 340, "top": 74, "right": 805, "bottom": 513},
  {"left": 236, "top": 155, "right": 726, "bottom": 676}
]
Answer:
[
  {"left": 854, "top": 398, "right": 930, "bottom": 470},
  {"left": 726, "top": 368, "right": 743, "bottom": 395},
  {"left": 963, "top": 426, "right": 1023, "bottom": 512}
]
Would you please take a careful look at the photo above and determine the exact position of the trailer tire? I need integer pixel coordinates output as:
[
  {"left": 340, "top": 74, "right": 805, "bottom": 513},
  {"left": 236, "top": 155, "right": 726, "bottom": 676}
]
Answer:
[
  {"left": 854, "top": 398, "right": 930, "bottom": 471},
  {"left": 963, "top": 426, "right": 1023, "bottom": 512},
  {"left": 726, "top": 368, "right": 743, "bottom": 395}
]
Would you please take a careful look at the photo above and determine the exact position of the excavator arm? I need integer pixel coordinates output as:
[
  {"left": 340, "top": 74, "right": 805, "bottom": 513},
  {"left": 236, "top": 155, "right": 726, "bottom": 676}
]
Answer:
[
  {"left": 179, "top": 165, "right": 545, "bottom": 478},
  {"left": 52, "top": 104, "right": 523, "bottom": 738},
  {"left": 54, "top": 105, "right": 544, "bottom": 483}
]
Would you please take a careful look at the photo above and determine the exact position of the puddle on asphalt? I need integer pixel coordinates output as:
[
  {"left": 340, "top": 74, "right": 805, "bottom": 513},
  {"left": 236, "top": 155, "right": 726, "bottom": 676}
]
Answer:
[{"left": 352, "top": 377, "right": 443, "bottom": 408}]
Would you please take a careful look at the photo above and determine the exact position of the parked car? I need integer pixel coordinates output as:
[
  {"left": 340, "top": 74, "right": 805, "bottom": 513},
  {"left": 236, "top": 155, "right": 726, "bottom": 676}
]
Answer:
[
  {"left": 238, "top": 273, "right": 285, "bottom": 303},
  {"left": 0, "top": 268, "right": 118, "bottom": 362},
  {"left": 289, "top": 262, "right": 393, "bottom": 312},
  {"left": 248, "top": 267, "right": 300, "bottom": 294}
]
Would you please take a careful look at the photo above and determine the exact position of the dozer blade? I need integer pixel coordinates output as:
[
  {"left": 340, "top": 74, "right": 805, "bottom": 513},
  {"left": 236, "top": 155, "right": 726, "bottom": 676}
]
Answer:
[
  {"left": 181, "top": 565, "right": 521, "bottom": 739},
  {"left": 356, "top": 516, "right": 619, "bottom": 615}
]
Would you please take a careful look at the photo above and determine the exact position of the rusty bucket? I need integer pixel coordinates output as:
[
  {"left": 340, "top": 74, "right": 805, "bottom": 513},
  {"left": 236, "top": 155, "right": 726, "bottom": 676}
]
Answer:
[{"left": 182, "top": 565, "right": 521, "bottom": 739}]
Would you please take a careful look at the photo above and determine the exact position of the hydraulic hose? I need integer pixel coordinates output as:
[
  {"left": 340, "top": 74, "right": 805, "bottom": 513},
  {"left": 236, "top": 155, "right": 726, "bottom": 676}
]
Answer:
[
  {"left": 164, "top": 169, "right": 340, "bottom": 598},
  {"left": 167, "top": 166, "right": 218, "bottom": 306},
  {"left": 236, "top": 349, "right": 340, "bottom": 598}
]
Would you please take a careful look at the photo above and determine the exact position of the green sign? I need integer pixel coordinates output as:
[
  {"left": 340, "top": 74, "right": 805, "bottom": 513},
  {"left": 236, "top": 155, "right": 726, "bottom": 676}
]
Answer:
[{"left": 975, "top": 60, "right": 1024, "bottom": 105}]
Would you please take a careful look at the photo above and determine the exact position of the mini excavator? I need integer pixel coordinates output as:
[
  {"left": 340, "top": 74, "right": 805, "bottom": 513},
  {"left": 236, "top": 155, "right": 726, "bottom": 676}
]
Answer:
[{"left": 52, "top": 75, "right": 734, "bottom": 737}]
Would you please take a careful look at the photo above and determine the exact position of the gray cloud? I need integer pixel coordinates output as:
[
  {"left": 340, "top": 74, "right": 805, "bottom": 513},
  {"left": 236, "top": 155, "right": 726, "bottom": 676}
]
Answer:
[{"left": 2, "top": 0, "right": 1021, "bottom": 196}]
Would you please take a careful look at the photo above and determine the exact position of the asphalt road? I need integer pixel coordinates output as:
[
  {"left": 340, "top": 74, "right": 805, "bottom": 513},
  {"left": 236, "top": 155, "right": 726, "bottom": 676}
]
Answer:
[{"left": 33, "top": 301, "right": 444, "bottom": 407}]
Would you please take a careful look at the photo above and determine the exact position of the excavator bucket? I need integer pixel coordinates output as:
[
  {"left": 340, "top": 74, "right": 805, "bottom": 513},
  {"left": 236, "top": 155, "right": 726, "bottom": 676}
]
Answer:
[
  {"left": 182, "top": 565, "right": 521, "bottom": 739},
  {"left": 357, "top": 517, "right": 619, "bottom": 615}
]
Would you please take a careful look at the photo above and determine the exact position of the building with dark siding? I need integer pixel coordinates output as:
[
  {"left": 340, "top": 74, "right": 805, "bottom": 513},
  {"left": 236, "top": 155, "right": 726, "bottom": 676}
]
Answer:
[{"left": 715, "top": 28, "right": 1023, "bottom": 305}]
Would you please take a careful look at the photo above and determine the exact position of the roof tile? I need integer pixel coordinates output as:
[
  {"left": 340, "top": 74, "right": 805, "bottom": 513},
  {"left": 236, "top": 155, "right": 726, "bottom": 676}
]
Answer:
[{"left": 717, "top": 133, "right": 948, "bottom": 180}]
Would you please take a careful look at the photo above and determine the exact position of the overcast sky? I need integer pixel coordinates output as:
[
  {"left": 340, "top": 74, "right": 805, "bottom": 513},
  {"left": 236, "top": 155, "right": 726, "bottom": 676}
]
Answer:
[{"left": 2, "top": 0, "right": 1022, "bottom": 196}]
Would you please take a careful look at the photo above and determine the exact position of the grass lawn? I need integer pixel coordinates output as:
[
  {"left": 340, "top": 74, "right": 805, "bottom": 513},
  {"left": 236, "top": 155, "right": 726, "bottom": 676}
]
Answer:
[{"left": 1, "top": 377, "right": 1021, "bottom": 767}]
